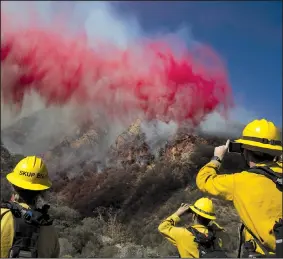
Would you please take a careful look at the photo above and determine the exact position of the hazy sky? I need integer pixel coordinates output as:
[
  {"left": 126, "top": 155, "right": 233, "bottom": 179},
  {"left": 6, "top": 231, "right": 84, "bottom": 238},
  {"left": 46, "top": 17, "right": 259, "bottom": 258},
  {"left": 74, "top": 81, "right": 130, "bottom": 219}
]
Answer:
[{"left": 113, "top": 1, "right": 282, "bottom": 126}]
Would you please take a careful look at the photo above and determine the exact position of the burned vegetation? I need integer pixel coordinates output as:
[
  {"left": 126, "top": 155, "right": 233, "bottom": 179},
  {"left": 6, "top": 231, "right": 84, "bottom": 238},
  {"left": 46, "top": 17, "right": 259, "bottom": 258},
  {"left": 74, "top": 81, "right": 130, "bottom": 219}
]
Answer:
[{"left": 1, "top": 122, "right": 246, "bottom": 257}]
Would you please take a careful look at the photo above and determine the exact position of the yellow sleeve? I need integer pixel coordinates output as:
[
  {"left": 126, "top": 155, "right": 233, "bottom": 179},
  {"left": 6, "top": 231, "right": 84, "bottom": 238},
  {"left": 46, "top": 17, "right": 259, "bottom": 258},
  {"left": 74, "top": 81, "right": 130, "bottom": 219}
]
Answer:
[
  {"left": 158, "top": 213, "right": 185, "bottom": 246},
  {"left": 1, "top": 209, "right": 14, "bottom": 258},
  {"left": 196, "top": 161, "right": 235, "bottom": 201}
]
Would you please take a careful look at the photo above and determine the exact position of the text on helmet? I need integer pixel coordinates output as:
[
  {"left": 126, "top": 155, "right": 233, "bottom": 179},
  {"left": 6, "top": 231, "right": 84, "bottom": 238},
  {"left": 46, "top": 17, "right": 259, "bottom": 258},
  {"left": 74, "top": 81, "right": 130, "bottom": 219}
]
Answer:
[{"left": 19, "top": 171, "right": 45, "bottom": 178}]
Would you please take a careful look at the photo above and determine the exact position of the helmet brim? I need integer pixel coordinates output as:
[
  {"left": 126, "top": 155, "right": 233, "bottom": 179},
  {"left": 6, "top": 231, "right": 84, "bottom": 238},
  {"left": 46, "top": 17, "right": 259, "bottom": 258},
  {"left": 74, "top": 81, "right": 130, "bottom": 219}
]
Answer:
[
  {"left": 6, "top": 173, "right": 52, "bottom": 191},
  {"left": 189, "top": 205, "right": 216, "bottom": 220},
  {"left": 235, "top": 138, "right": 282, "bottom": 155}
]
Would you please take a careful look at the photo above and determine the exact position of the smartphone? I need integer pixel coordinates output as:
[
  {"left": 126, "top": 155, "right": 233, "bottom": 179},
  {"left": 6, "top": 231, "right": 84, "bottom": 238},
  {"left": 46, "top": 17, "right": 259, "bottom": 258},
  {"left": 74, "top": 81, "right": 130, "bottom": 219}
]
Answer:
[{"left": 228, "top": 141, "right": 243, "bottom": 153}]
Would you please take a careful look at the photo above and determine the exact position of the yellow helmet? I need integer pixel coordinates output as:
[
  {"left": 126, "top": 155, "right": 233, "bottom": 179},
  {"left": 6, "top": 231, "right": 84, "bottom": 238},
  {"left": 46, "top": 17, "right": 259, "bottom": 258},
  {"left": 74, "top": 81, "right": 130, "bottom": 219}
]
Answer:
[
  {"left": 235, "top": 119, "right": 282, "bottom": 154},
  {"left": 189, "top": 197, "right": 216, "bottom": 220},
  {"left": 6, "top": 156, "right": 52, "bottom": 191}
]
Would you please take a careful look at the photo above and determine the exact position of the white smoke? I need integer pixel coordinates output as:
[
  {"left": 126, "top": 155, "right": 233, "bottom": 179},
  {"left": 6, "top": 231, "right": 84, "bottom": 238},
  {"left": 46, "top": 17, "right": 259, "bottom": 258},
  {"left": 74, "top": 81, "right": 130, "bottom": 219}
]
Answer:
[
  {"left": 199, "top": 107, "right": 258, "bottom": 137},
  {"left": 140, "top": 120, "right": 178, "bottom": 157},
  {"left": 1, "top": 1, "right": 256, "bottom": 175}
]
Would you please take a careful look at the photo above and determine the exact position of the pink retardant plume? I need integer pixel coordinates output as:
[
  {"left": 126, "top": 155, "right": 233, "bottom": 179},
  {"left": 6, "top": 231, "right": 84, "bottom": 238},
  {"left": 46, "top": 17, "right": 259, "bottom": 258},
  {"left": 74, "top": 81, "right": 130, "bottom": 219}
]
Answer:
[{"left": 1, "top": 25, "right": 234, "bottom": 126}]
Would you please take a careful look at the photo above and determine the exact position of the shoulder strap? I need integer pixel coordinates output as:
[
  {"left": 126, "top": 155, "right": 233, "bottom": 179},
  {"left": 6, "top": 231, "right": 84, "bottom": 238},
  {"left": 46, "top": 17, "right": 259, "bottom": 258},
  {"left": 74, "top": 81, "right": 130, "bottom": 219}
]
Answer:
[
  {"left": 1, "top": 201, "right": 26, "bottom": 218},
  {"left": 188, "top": 226, "right": 215, "bottom": 244},
  {"left": 273, "top": 218, "right": 283, "bottom": 258},
  {"left": 188, "top": 226, "right": 200, "bottom": 239},
  {"left": 1, "top": 201, "right": 53, "bottom": 226},
  {"left": 237, "top": 224, "right": 245, "bottom": 258},
  {"left": 247, "top": 166, "right": 282, "bottom": 191}
]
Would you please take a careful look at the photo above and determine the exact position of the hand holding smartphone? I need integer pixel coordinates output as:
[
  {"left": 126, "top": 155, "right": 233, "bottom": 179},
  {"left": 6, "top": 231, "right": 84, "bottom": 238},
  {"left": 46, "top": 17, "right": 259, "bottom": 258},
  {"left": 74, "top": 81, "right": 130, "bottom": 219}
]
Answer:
[{"left": 228, "top": 140, "right": 243, "bottom": 153}]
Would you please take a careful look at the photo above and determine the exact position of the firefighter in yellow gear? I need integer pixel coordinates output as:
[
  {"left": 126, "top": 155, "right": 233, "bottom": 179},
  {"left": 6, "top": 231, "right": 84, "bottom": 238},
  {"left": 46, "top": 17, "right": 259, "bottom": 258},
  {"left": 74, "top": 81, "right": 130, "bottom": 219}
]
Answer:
[
  {"left": 196, "top": 119, "right": 282, "bottom": 257},
  {"left": 158, "top": 197, "right": 226, "bottom": 258},
  {"left": 1, "top": 156, "right": 60, "bottom": 258}
]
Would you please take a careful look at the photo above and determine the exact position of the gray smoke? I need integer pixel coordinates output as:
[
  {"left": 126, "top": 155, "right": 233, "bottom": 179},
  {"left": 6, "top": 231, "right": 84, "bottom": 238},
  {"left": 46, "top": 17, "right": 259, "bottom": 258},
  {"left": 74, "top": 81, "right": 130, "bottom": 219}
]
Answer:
[
  {"left": 140, "top": 120, "right": 178, "bottom": 157},
  {"left": 1, "top": 1, "right": 256, "bottom": 177}
]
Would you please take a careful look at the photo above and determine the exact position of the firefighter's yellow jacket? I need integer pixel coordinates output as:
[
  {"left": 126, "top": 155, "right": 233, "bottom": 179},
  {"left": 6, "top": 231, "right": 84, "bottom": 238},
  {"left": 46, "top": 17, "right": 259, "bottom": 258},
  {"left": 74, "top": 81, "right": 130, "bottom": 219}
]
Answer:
[
  {"left": 158, "top": 213, "right": 223, "bottom": 258},
  {"left": 1, "top": 202, "right": 60, "bottom": 258},
  {"left": 196, "top": 161, "right": 282, "bottom": 254}
]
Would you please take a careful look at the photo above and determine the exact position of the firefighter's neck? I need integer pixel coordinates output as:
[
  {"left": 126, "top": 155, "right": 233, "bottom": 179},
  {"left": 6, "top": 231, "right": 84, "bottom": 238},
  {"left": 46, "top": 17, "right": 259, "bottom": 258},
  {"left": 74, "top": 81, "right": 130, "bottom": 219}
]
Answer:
[
  {"left": 10, "top": 193, "right": 19, "bottom": 202},
  {"left": 192, "top": 214, "right": 199, "bottom": 225},
  {"left": 10, "top": 193, "right": 36, "bottom": 206}
]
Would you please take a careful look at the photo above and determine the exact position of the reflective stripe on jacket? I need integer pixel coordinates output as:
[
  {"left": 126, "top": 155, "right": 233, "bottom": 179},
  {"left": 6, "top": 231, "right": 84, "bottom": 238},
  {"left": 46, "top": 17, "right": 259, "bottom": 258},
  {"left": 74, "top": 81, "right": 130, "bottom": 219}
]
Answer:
[
  {"left": 1, "top": 202, "right": 60, "bottom": 258},
  {"left": 196, "top": 161, "right": 282, "bottom": 254}
]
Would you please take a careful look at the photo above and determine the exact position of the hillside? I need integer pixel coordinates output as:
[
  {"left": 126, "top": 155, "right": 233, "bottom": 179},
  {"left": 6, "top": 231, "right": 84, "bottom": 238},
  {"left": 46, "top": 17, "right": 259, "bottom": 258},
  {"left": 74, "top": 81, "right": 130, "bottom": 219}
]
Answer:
[{"left": 0, "top": 121, "right": 247, "bottom": 258}]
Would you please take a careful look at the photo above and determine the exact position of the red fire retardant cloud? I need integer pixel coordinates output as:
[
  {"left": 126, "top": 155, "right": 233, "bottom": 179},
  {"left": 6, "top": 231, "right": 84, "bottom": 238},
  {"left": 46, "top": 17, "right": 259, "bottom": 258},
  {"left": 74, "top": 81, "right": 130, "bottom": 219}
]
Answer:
[{"left": 1, "top": 25, "right": 233, "bottom": 126}]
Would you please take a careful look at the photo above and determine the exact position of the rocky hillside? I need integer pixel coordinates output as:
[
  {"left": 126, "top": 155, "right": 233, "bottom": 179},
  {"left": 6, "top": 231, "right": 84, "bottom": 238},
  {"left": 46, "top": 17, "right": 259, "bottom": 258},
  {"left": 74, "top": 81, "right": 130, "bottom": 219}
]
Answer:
[{"left": 1, "top": 121, "right": 247, "bottom": 257}]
